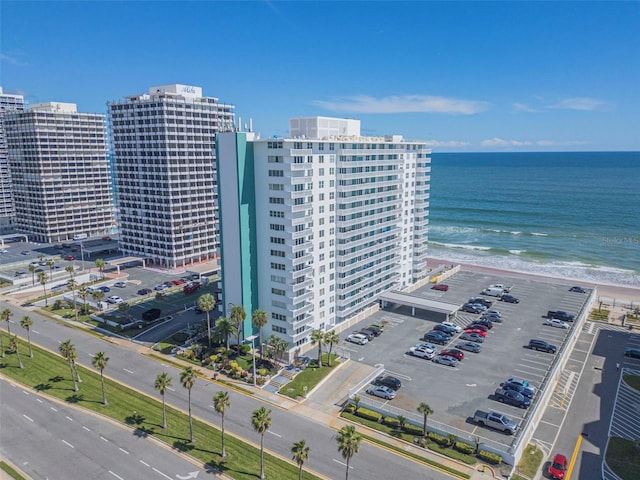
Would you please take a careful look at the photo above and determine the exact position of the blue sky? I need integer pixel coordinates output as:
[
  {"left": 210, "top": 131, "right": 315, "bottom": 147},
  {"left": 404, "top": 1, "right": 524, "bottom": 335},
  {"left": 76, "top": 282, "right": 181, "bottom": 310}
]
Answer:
[{"left": 2, "top": 1, "right": 639, "bottom": 151}]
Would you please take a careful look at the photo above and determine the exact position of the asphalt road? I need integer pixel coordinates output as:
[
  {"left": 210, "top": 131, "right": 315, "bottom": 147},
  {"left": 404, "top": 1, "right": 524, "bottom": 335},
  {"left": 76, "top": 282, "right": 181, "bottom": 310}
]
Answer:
[
  {"left": 0, "top": 302, "right": 455, "bottom": 480},
  {"left": 0, "top": 377, "right": 205, "bottom": 480}
]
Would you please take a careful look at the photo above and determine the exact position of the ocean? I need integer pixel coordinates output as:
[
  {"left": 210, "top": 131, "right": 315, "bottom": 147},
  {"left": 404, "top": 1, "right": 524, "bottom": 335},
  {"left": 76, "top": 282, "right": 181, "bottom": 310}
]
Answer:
[{"left": 427, "top": 151, "right": 640, "bottom": 288}]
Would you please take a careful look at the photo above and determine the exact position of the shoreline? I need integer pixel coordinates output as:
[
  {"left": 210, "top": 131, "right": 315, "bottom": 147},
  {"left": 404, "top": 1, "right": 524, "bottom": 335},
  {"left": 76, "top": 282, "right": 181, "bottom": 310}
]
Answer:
[{"left": 427, "top": 256, "right": 640, "bottom": 304}]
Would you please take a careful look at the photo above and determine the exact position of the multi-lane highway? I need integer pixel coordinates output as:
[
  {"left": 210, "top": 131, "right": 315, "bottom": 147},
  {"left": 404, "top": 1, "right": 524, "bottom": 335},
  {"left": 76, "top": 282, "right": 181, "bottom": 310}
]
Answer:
[
  {"left": 0, "top": 302, "right": 454, "bottom": 480},
  {"left": 1, "top": 377, "right": 203, "bottom": 480}
]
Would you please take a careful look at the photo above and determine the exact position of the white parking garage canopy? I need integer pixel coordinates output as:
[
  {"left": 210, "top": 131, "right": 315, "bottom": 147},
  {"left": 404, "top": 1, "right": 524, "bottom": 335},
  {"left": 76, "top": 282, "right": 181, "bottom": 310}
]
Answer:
[{"left": 379, "top": 291, "right": 462, "bottom": 315}]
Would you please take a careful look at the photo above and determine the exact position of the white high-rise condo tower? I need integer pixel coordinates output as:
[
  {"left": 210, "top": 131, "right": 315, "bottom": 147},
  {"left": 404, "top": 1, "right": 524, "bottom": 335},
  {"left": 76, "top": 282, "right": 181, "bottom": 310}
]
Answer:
[
  {"left": 108, "top": 84, "right": 235, "bottom": 269},
  {"left": 4, "top": 102, "right": 114, "bottom": 243},
  {"left": 0, "top": 87, "right": 26, "bottom": 231},
  {"left": 216, "top": 117, "right": 431, "bottom": 353}
]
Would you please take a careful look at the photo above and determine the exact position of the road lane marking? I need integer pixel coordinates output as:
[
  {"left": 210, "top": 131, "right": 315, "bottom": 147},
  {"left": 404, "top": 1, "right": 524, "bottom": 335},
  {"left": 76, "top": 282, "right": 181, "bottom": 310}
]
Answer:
[
  {"left": 88, "top": 353, "right": 95, "bottom": 357},
  {"left": 22, "top": 414, "right": 34, "bottom": 422},
  {"left": 10, "top": 383, "right": 16, "bottom": 388},
  {"left": 123, "top": 368, "right": 134, "bottom": 374},
  {"left": 332, "top": 459, "right": 353, "bottom": 469},
  {"left": 83, "top": 426, "right": 91, "bottom": 432},
  {"left": 65, "top": 416, "right": 74, "bottom": 422},
  {"left": 140, "top": 460, "right": 150, "bottom": 467},
  {"left": 167, "top": 387, "right": 175, "bottom": 392},
  {"left": 109, "top": 471, "right": 124, "bottom": 480},
  {"left": 32, "top": 330, "right": 39, "bottom": 334},
  {"left": 152, "top": 467, "right": 172, "bottom": 480},
  {"left": 62, "top": 440, "right": 74, "bottom": 449},
  {"left": 565, "top": 434, "right": 583, "bottom": 480},
  {"left": 36, "top": 398, "right": 43, "bottom": 403},
  {"left": 101, "top": 436, "right": 109, "bottom": 442},
  {"left": 119, "top": 447, "right": 129, "bottom": 455},
  {"left": 50, "top": 407, "right": 58, "bottom": 412},
  {"left": 267, "top": 431, "right": 282, "bottom": 438},
  {"left": 22, "top": 390, "right": 29, "bottom": 395}
]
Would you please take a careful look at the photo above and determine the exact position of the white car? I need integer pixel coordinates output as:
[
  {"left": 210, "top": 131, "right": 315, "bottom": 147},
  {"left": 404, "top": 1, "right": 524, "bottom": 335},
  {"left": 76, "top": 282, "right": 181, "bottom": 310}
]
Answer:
[
  {"left": 154, "top": 284, "right": 168, "bottom": 291},
  {"left": 114, "top": 281, "right": 127, "bottom": 288},
  {"left": 441, "top": 321, "right": 463, "bottom": 333},
  {"left": 346, "top": 333, "right": 368, "bottom": 345},
  {"left": 544, "top": 318, "right": 569, "bottom": 329},
  {"left": 409, "top": 344, "right": 437, "bottom": 359},
  {"left": 107, "top": 295, "right": 124, "bottom": 304},
  {"left": 0, "top": 248, "right": 8, "bottom": 253}
]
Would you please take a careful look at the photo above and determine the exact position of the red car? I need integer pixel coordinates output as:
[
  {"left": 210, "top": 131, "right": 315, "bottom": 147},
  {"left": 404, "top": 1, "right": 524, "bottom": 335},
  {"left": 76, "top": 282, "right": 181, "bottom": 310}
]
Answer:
[
  {"left": 431, "top": 284, "right": 449, "bottom": 291},
  {"left": 548, "top": 453, "right": 567, "bottom": 479},
  {"left": 467, "top": 323, "right": 489, "bottom": 332},
  {"left": 464, "top": 328, "right": 487, "bottom": 337},
  {"left": 171, "top": 279, "right": 185, "bottom": 285},
  {"left": 65, "top": 255, "right": 75, "bottom": 261},
  {"left": 183, "top": 282, "right": 201, "bottom": 294},
  {"left": 440, "top": 349, "right": 464, "bottom": 361}
]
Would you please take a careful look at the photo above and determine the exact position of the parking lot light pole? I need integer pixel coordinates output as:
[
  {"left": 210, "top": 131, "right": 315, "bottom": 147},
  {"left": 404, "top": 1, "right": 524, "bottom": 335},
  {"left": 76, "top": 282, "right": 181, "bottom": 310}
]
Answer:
[{"left": 245, "top": 334, "right": 258, "bottom": 387}]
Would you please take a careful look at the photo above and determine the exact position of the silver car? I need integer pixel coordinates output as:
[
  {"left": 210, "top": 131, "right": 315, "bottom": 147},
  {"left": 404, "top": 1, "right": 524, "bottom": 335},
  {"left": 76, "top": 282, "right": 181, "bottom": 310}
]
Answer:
[
  {"left": 366, "top": 385, "right": 397, "bottom": 400},
  {"left": 460, "top": 332, "right": 485, "bottom": 343},
  {"left": 544, "top": 318, "right": 569, "bottom": 329},
  {"left": 455, "top": 341, "right": 482, "bottom": 353},
  {"left": 433, "top": 355, "right": 459, "bottom": 367},
  {"left": 346, "top": 333, "right": 368, "bottom": 345}
]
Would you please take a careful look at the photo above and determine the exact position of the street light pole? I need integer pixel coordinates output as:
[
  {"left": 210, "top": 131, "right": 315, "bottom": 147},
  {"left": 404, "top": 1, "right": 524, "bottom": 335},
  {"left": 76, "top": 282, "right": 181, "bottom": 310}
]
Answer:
[{"left": 245, "top": 334, "right": 258, "bottom": 388}]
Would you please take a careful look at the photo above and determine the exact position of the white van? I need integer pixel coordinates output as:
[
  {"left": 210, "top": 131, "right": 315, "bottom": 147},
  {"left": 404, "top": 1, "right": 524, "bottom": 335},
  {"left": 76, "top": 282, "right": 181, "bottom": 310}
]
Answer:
[
  {"left": 483, "top": 287, "right": 504, "bottom": 297},
  {"left": 73, "top": 233, "right": 88, "bottom": 241}
]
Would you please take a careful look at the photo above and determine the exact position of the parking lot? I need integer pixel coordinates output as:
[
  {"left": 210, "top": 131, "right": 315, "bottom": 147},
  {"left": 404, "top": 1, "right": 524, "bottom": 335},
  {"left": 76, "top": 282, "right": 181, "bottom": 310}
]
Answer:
[{"left": 338, "top": 269, "right": 592, "bottom": 450}]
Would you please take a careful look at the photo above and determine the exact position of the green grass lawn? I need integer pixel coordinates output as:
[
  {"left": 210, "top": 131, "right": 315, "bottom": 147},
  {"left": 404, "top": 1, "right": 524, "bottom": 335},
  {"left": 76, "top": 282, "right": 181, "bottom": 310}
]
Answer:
[
  {"left": 514, "top": 444, "right": 544, "bottom": 478},
  {"left": 605, "top": 437, "right": 640, "bottom": 480},
  {"left": 0, "top": 332, "right": 320, "bottom": 480},
  {"left": 0, "top": 461, "right": 27, "bottom": 480},
  {"left": 589, "top": 309, "right": 610, "bottom": 321},
  {"left": 279, "top": 356, "right": 339, "bottom": 398}
]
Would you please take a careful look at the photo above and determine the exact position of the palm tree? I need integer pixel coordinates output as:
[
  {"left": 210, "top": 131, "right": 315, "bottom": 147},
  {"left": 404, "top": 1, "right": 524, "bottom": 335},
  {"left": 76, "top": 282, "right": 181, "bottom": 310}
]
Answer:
[
  {"left": 397, "top": 415, "right": 406, "bottom": 431},
  {"left": 180, "top": 367, "right": 197, "bottom": 442},
  {"left": 20, "top": 316, "right": 34, "bottom": 358},
  {"left": 324, "top": 330, "right": 340, "bottom": 366},
  {"left": 252, "top": 309, "right": 268, "bottom": 357},
  {"left": 154, "top": 372, "right": 172, "bottom": 429},
  {"left": 95, "top": 258, "right": 106, "bottom": 279},
  {"left": 46, "top": 259, "right": 55, "bottom": 281},
  {"left": 28, "top": 264, "right": 37, "bottom": 285},
  {"left": 59, "top": 340, "right": 78, "bottom": 392},
  {"left": 78, "top": 286, "right": 89, "bottom": 315},
  {"left": 214, "top": 317, "right": 236, "bottom": 350},
  {"left": 251, "top": 406, "right": 272, "bottom": 480},
  {"left": 1, "top": 308, "right": 13, "bottom": 336},
  {"left": 197, "top": 293, "right": 216, "bottom": 348},
  {"left": 65, "top": 264, "right": 75, "bottom": 279},
  {"left": 92, "top": 289, "right": 105, "bottom": 309},
  {"left": 213, "top": 391, "right": 230, "bottom": 458},
  {"left": 67, "top": 279, "right": 79, "bottom": 321},
  {"left": 69, "top": 343, "right": 81, "bottom": 383},
  {"left": 9, "top": 335, "right": 23, "bottom": 369},
  {"left": 229, "top": 304, "right": 246, "bottom": 348},
  {"left": 92, "top": 351, "right": 109, "bottom": 405},
  {"left": 38, "top": 271, "right": 48, "bottom": 306},
  {"left": 310, "top": 329, "right": 324, "bottom": 366},
  {"left": 417, "top": 402, "right": 434, "bottom": 440},
  {"left": 291, "top": 439, "right": 310, "bottom": 480},
  {"left": 336, "top": 425, "right": 362, "bottom": 480}
]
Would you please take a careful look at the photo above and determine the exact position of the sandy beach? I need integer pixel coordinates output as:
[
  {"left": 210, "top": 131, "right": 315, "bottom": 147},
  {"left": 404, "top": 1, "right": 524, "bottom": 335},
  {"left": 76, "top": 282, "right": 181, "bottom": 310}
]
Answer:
[{"left": 427, "top": 256, "right": 640, "bottom": 306}]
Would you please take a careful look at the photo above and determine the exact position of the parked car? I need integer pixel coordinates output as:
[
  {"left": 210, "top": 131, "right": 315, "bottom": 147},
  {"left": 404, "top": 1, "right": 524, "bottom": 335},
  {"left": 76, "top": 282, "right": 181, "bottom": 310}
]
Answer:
[
  {"left": 547, "top": 453, "right": 568, "bottom": 479},
  {"left": 463, "top": 328, "right": 487, "bottom": 337},
  {"left": 30, "top": 261, "right": 40, "bottom": 267},
  {"left": 366, "top": 325, "right": 383, "bottom": 336},
  {"left": 137, "top": 288, "right": 152, "bottom": 295},
  {"left": 423, "top": 331, "right": 450, "bottom": 345},
  {"left": 460, "top": 332, "right": 485, "bottom": 343},
  {"left": 14, "top": 271, "right": 26, "bottom": 277},
  {"left": 461, "top": 303, "right": 484, "bottom": 314},
  {"left": 431, "top": 284, "right": 449, "bottom": 291},
  {"left": 154, "top": 284, "right": 168, "bottom": 291},
  {"left": 366, "top": 385, "right": 397, "bottom": 400},
  {"left": 455, "top": 341, "right": 482, "bottom": 353},
  {"left": 369, "top": 322, "right": 385, "bottom": 332},
  {"left": 433, "top": 355, "right": 459, "bottom": 367},
  {"left": 441, "top": 321, "right": 462, "bottom": 333},
  {"left": 99, "top": 286, "right": 111, "bottom": 293},
  {"left": 433, "top": 323, "right": 458, "bottom": 335},
  {"left": 346, "top": 333, "right": 368, "bottom": 345},
  {"left": 65, "top": 255, "right": 75, "bottom": 261},
  {"left": 171, "top": 279, "right": 184, "bottom": 285},
  {"left": 21, "top": 250, "right": 30, "bottom": 255},
  {"left": 102, "top": 236, "right": 112, "bottom": 241},
  {"left": 544, "top": 318, "right": 569, "bottom": 329},
  {"left": 470, "top": 319, "right": 493, "bottom": 329},
  {"left": 440, "top": 348, "right": 464, "bottom": 361},
  {"left": 547, "top": 310, "right": 575, "bottom": 322},
  {"left": 114, "top": 281, "right": 127, "bottom": 288},
  {"left": 358, "top": 329, "right": 375, "bottom": 341},
  {"left": 183, "top": 282, "right": 201, "bottom": 294},
  {"left": 624, "top": 348, "right": 640, "bottom": 359},
  {"left": 481, "top": 311, "right": 503, "bottom": 322},
  {"left": 483, "top": 287, "right": 504, "bottom": 297},
  {"left": 494, "top": 388, "right": 531, "bottom": 408},
  {"left": 373, "top": 375, "right": 402, "bottom": 390},
  {"left": 500, "top": 294, "right": 520, "bottom": 303},
  {"left": 473, "top": 410, "right": 518, "bottom": 435},
  {"left": 409, "top": 343, "right": 438, "bottom": 359},
  {"left": 107, "top": 295, "right": 124, "bottom": 304},
  {"left": 569, "top": 286, "right": 586, "bottom": 293},
  {"left": 468, "top": 322, "right": 490, "bottom": 332},
  {"left": 528, "top": 339, "right": 557, "bottom": 353},
  {"left": 468, "top": 297, "right": 493, "bottom": 308},
  {"left": 505, "top": 377, "right": 536, "bottom": 392},
  {"left": 503, "top": 381, "right": 534, "bottom": 398}
]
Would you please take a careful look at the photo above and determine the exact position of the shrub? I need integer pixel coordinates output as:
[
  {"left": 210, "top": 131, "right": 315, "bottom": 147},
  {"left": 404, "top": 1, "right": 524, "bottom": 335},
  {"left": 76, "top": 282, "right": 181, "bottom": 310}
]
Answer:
[
  {"left": 478, "top": 450, "right": 502, "bottom": 465},
  {"left": 404, "top": 424, "right": 424, "bottom": 436},
  {"left": 383, "top": 417, "right": 400, "bottom": 428},
  {"left": 257, "top": 368, "right": 267, "bottom": 376},
  {"left": 240, "top": 344, "right": 251, "bottom": 355},
  {"left": 343, "top": 403, "right": 356, "bottom": 414},
  {"left": 428, "top": 431, "right": 449, "bottom": 446},
  {"left": 354, "top": 407, "right": 382, "bottom": 422},
  {"left": 454, "top": 442, "right": 475, "bottom": 454},
  {"left": 429, "top": 443, "right": 477, "bottom": 465},
  {"left": 53, "top": 300, "right": 64, "bottom": 310}
]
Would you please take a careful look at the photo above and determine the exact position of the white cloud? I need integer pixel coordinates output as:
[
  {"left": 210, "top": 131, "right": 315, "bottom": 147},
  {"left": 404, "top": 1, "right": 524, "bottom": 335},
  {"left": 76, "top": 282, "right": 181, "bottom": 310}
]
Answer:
[
  {"left": 547, "top": 97, "right": 611, "bottom": 111},
  {"left": 0, "top": 52, "right": 29, "bottom": 66},
  {"left": 535, "top": 140, "right": 589, "bottom": 147},
  {"left": 313, "top": 95, "right": 489, "bottom": 115},
  {"left": 481, "top": 137, "right": 533, "bottom": 147},
  {"left": 512, "top": 102, "right": 541, "bottom": 113},
  {"left": 424, "top": 139, "right": 471, "bottom": 148}
]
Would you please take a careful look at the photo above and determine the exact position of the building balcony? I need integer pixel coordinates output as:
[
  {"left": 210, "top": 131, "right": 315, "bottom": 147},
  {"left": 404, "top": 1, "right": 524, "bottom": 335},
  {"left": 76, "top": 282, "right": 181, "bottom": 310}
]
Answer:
[
  {"left": 291, "top": 326, "right": 313, "bottom": 344},
  {"left": 289, "top": 301, "right": 313, "bottom": 318}
]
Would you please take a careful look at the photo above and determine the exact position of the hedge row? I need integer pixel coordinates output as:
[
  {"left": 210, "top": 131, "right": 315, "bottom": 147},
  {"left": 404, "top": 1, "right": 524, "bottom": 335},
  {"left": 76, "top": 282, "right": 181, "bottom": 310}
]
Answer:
[
  {"left": 354, "top": 407, "right": 382, "bottom": 422},
  {"left": 479, "top": 450, "right": 502, "bottom": 465}
]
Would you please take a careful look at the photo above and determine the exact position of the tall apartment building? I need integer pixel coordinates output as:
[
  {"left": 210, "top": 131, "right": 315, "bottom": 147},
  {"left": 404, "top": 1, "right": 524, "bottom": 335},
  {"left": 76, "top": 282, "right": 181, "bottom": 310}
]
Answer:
[
  {"left": 4, "top": 102, "right": 114, "bottom": 243},
  {"left": 108, "top": 84, "right": 235, "bottom": 269},
  {"left": 217, "top": 117, "right": 431, "bottom": 350},
  {"left": 0, "top": 87, "right": 26, "bottom": 230}
]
